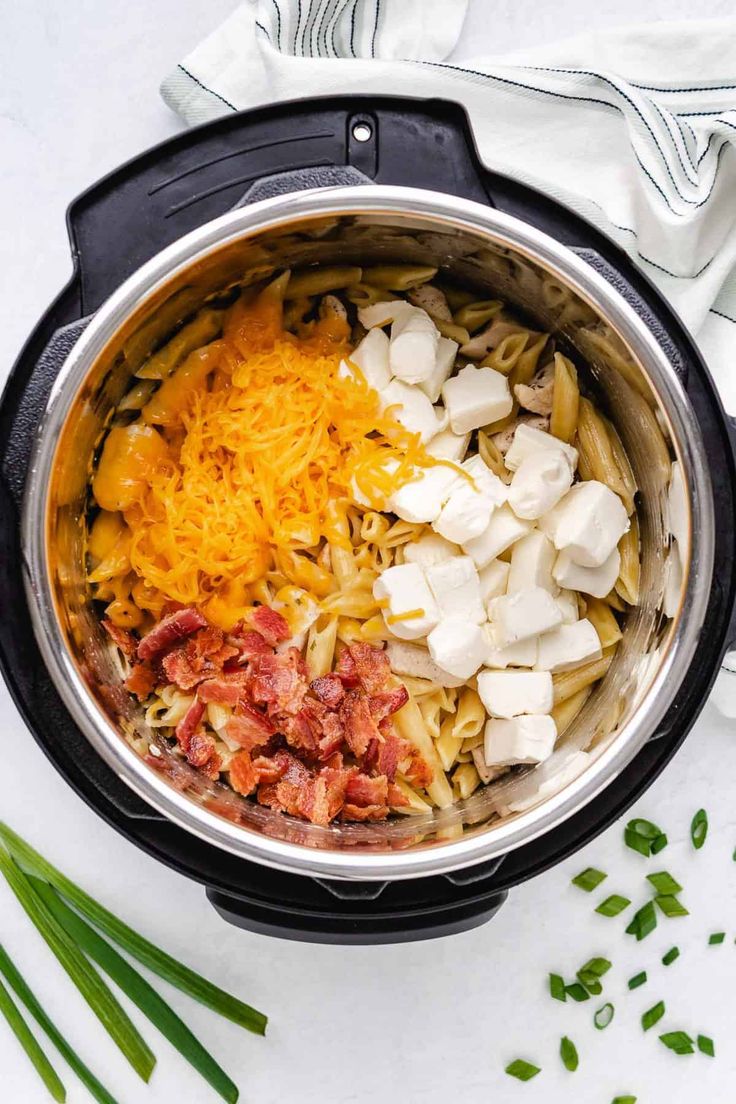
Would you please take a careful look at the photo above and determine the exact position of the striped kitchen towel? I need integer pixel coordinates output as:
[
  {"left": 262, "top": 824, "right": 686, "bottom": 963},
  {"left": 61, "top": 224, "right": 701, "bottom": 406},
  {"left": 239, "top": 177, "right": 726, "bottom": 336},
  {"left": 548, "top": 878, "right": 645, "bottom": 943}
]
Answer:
[{"left": 161, "top": 0, "right": 736, "bottom": 406}]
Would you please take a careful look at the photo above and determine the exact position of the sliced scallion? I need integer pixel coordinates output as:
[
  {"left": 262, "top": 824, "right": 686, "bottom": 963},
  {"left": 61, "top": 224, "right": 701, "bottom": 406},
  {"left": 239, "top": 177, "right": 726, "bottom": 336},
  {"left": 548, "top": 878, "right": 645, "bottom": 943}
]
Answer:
[
  {"left": 505, "top": 1059, "right": 540, "bottom": 1081},
  {"left": 564, "top": 982, "right": 590, "bottom": 1003},
  {"left": 596, "top": 895, "right": 630, "bottom": 917},
  {"left": 650, "top": 833, "right": 668, "bottom": 855},
  {"left": 646, "top": 872, "right": 682, "bottom": 895},
  {"left": 708, "top": 932, "right": 725, "bottom": 945},
  {"left": 641, "top": 1001, "right": 665, "bottom": 1032},
  {"left": 625, "top": 818, "right": 664, "bottom": 858},
  {"left": 560, "top": 1036, "right": 578, "bottom": 1072},
  {"left": 662, "top": 946, "right": 680, "bottom": 966},
  {"left": 594, "top": 1002, "right": 615, "bottom": 1030},
  {"left": 697, "top": 1034, "right": 715, "bottom": 1057},
  {"left": 0, "top": 974, "right": 66, "bottom": 1102},
  {"left": 0, "top": 822, "right": 266, "bottom": 1035},
  {"left": 611, "top": 1097, "right": 637, "bottom": 1104},
  {"left": 659, "top": 1030, "right": 695, "bottom": 1055},
  {"left": 571, "top": 868, "right": 607, "bottom": 892},
  {"left": 549, "top": 974, "right": 566, "bottom": 1002},
  {"left": 628, "top": 971, "right": 647, "bottom": 990},
  {"left": 625, "top": 901, "right": 657, "bottom": 941},
  {"left": 691, "top": 809, "right": 708, "bottom": 850},
  {"left": 655, "top": 895, "right": 689, "bottom": 918}
]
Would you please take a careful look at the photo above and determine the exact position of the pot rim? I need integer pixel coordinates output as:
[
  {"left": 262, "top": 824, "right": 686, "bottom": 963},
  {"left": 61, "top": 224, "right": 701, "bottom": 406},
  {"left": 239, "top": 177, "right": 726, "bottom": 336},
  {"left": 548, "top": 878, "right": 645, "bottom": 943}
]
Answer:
[{"left": 21, "top": 185, "right": 713, "bottom": 880}]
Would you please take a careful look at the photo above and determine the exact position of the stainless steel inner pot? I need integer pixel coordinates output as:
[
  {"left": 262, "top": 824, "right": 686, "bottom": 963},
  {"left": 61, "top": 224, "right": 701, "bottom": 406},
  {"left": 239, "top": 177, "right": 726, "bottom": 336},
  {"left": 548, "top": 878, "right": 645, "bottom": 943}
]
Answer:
[{"left": 22, "top": 186, "right": 712, "bottom": 880}]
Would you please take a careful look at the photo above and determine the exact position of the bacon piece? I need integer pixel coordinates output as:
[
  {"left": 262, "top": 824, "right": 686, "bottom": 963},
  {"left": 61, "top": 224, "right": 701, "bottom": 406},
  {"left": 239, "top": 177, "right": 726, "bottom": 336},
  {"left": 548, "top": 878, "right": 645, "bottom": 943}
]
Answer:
[
  {"left": 348, "top": 642, "right": 391, "bottom": 694},
  {"left": 202, "top": 750, "right": 222, "bottom": 780},
  {"left": 339, "top": 690, "right": 380, "bottom": 759},
  {"left": 251, "top": 750, "right": 290, "bottom": 785},
  {"left": 161, "top": 625, "right": 239, "bottom": 690},
  {"left": 310, "top": 673, "right": 345, "bottom": 708},
  {"left": 229, "top": 629, "right": 273, "bottom": 661},
  {"left": 102, "top": 620, "right": 137, "bottom": 660},
  {"left": 186, "top": 729, "right": 216, "bottom": 768},
  {"left": 377, "top": 731, "right": 412, "bottom": 781},
  {"left": 387, "top": 782, "right": 410, "bottom": 808},
  {"left": 137, "top": 607, "right": 207, "bottom": 661},
  {"left": 124, "top": 663, "right": 156, "bottom": 701},
  {"left": 250, "top": 651, "right": 307, "bottom": 715},
  {"left": 229, "top": 750, "right": 258, "bottom": 795},
  {"left": 197, "top": 671, "right": 251, "bottom": 706},
  {"left": 225, "top": 704, "right": 275, "bottom": 750},
  {"left": 334, "top": 648, "right": 359, "bottom": 687},
  {"left": 175, "top": 698, "right": 205, "bottom": 749},
  {"left": 316, "top": 711, "right": 345, "bottom": 761},
  {"left": 250, "top": 605, "right": 290, "bottom": 646},
  {"left": 345, "top": 772, "right": 389, "bottom": 807},
  {"left": 342, "top": 803, "right": 389, "bottom": 822},
  {"left": 405, "top": 752, "right": 433, "bottom": 790},
  {"left": 369, "top": 686, "right": 409, "bottom": 723}
]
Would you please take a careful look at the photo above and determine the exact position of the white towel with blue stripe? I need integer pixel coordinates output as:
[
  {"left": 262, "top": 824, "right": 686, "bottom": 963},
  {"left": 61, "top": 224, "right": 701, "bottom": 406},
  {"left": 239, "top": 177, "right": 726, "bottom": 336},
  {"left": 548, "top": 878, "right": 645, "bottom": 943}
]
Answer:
[{"left": 161, "top": 0, "right": 736, "bottom": 404}]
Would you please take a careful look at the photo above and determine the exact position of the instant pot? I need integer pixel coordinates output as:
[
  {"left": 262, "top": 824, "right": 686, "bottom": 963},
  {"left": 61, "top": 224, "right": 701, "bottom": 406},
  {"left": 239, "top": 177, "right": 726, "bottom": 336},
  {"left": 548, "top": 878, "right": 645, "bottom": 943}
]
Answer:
[{"left": 3, "top": 96, "right": 736, "bottom": 943}]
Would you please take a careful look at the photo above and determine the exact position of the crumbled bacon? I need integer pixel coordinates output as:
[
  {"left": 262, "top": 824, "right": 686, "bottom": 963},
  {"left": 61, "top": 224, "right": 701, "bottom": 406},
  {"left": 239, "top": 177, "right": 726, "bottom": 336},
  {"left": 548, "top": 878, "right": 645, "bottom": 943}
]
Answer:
[
  {"left": 162, "top": 625, "right": 239, "bottom": 690},
  {"left": 348, "top": 642, "right": 391, "bottom": 694},
  {"left": 229, "top": 750, "right": 258, "bottom": 795},
  {"left": 342, "top": 803, "right": 389, "bottom": 822},
  {"left": 310, "top": 673, "right": 345, "bottom": 708},
  {"left": 405, "top": 753, "right": 433, "bottom": 790},
  {"left": 197, "top": 670, "right": 251, "bottom": 706},
  {"left": 186, "top": 729, "right": 216, "bottom": 768},
  {"left": 124, "top": 663, "right": 156, "bottom": 701},
  {"left": 345, "top": 772, "right": 388, "bottom": 807},
  {"left": 334, "top": 648, "right": 359, "bottom": 687},
  {"left": 229, "top": 628, "right": 273, "bottom": 660},
  {"left": 103, "top": 620, "right": 137, "bottom": 660},
  {"left": 250, "top": 650, "right": 307, "bottom": 715},
  {"left": 340, "top": 690, "right": 380, "bottom": 758},
  {"left": 137, "top": 607, "right": 207, "bottom": 661},
  {"left": 316, "top": 711, "right": 345, "bottom": 761},
  {"left": 249, "top": 605, "right": 291, "bottom": 646},
  {"left": 387, "top": 782, "right": 409, "bottom": 808},
  {"left": 225, "top": 704, "right": 275, "bottom": 750},
  {"left": 369, "top": 686, "right": 409, "bottom": 722}
]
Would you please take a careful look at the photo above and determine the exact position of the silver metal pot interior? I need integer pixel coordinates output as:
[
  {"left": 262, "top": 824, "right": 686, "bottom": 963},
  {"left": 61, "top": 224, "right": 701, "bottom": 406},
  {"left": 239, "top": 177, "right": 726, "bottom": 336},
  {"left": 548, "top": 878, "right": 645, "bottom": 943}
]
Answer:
[{"left": 23, "top": 188, "right": 712, "bottom": 879}]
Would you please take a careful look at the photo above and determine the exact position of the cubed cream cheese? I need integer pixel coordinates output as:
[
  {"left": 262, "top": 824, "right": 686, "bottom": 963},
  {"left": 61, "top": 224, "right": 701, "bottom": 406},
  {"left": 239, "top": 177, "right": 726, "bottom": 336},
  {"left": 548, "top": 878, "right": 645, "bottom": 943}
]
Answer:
[
  {"left": 478, "top": 669, "right": 554, "bottom": 718},
  {"left": 507, "top": 530, "right": 557, "bottom": 595},
  {"left": 427, "top": 619, "right": 487, "bottom": 679},
  {"left": 484, "top": 714, "right": 557, "bottom": 766},
  {"left": 507, "top": 449, "right": 575, "bottom": 520},
  {"left": 373, "top": 563, "right": 439, "bottom": 641},
  {"left": 534, "top": 618, "right": 602, "bottom": 672},
  {"left": 441, "top": 364, "right": 513, "bottom": 434},
  {"left": 462, "top": 504, "right": 533, "bottom": 569},
  {"left": 540, "top": 480, "right": 629, "bottom": 567},
  {"left": 552, "top": 546, "right": 621, "bottom": 598},
  {"left": 358, "top": 299, "right": 413, "bottom": 330},
  {"left": 478, "top": 559, "right": 510, "bottom": 604},
  {"left": 426, "top": 555, "right": 486, "bottom": 624},
  {"left": 505, "top": 423, "right": 579, "bottom": 472},
  {"left": 404, "top": 532, "right": 461, "bottom": 570},
  {"left": 555, "top": 588, "right": 580, "bottom": 624},
  {"left": 339, "top": 327, "right": 391, "bottom": 392},
  {"left": 388, "top": 464, "right": 462, "bottom": 523},
  {"left": 482, "top": 624, "right": 538, "bottom": 669},
  {"left": 433, "top": 457, "right": 507, "bottom": 545},
  {"left": 385, "top": 640, "right": 465, "bottom": 687},
  {"left": 419, "top": 335, "right": 459, "bottom": 402},
  {"left": 488, "top": 586, "right": 563, "bottom": 647},
  {"left": 425, "top": 428, "right": 471, "bottom": 463},
  {"left": 381, "top": 379, "right": 448, "bottom": 443},
  {"left": 389, "top": 306, "right": 440, "bottom": 384}
]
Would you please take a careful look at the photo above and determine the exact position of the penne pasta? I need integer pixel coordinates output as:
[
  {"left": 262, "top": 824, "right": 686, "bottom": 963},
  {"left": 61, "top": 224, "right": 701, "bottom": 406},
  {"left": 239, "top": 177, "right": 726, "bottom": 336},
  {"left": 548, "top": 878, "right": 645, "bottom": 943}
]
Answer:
[
  {"left": 551, "top": 686, "right": 592, "bottom": 737},
  {"left": 576, "top": 397, "right": 629, "bottom": 501},
  {"left": 453, "top": 688, "right": 485, "bottom": 740},
  {"left": 393, "top": 695, "right": 454, "bottom": 809},
  {"left": 603, "top": 416, "right": 638, "bottom": 515},
  {"left": 361, "top": 264, "right": 438, "bottom": 291},
  {"left": 135, "top": 309, "right": 224, "bottom": 380},
  {"left": 344, "top": 282, "right": 394, "bottom": 307},
  {"left": 453, "top": 762, "right": 481, "bottom": 799},
  {"left": 306, "top": 616, "right": 338, "bottom": 679},
  {"left": 285, "top": 266, "right": 362, "bottom": 299},
  {"left": 453, "top": 300, "right": 503, "bottom": 333},
  {"left": 552, "top": 647, "right": 616, "bottom": 705},
  {"left": 615, "top": 514, "right": 640, "bottom": 606},
  {"left": 390, "top": 777, "right": 433, "bottom": 815},
  {"left": 584, "top": 596, "right": 623, "bottom": 648},
  {"left": 550, "top": 352, "right": 579, "bottom": 444}
]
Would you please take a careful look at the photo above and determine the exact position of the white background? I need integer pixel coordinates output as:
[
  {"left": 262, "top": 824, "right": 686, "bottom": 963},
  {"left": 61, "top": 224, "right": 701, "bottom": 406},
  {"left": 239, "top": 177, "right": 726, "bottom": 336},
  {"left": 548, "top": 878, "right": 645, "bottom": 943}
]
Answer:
[{"left": 3, "top": 2, "right": 736, "bottom": 1102}]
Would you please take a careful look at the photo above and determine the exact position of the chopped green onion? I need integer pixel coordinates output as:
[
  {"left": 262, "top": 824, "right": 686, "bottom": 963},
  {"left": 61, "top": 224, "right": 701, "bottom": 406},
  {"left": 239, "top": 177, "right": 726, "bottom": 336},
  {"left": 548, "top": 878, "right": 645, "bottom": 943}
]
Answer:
[
  {"left": 611, "top": 1097, "right": 637, "bottom": 1104},
  {"left": 629, "top": 818, "right": 662, "bottom": 840},
  {"left": 0, "top": 974, "right": 66, "bottom": 1102},
  {"left": 697, "top": 1034, "right": 715, "bottom": 1057},
  {"left": 596, "top": 895, "right": 631, "bottom": 917},
  {"left": 560, "top": 1036, "right": 578, "bottom": 1072},
  {"left": 565, "top": 982, "right": 590, "bottom": 1003},
  {"left": 662, "top": 946, "right": 680, "bottom": 966},
  {"left": 594, "top": 1002, "right": 615, "bottom": 1030},
  {"left": 0, "top": 945, "right": 117, "bottom": 1104},
  {"left": 691, "top": 809, "right": 708, "bottom": 850},
  {"left": 577, "top": 957, "right": 611, "bottom": 996},
  {"left": 0, "top": 850, "right": 155, "bottom": 1082},
  {"left": 505, "top": 1059, "right": 540, "bottom": 1081},
  {"left": 31, "top": 879, "right": 239, "bottom": 1104},
  {"left": 624, "top": 826, "right": 651, "bottom": 857},
  {"left": 655, "top": 895, "right": 689, "bottom": 918},
  {"left": 708, "top": 932, "right": 725, "bottom": 945},
  {"left": 549, "top": 974, "right": 566, "bottom": 1002},
  {"left": 646, "top": 872, "right": 682, "bottom": 895},
  {"left": 0, "top": 822, "right": 266, "bottom": 1036},
  {"left": 659, "top": 1030, "right": 695, "bottom": 1055},
  {"left": 641, "top": 1001, "right": 665, "bottom": 1032},
  {"left": 626, "top": 901, "right": 657, "bottom": 941},
  {"left": 651, "top": 833, "right": 668, "bottom": 855},
  {"left": 628, "top": 971, "right": 647, "bottom": 990},
  {"left": 572, "top": 868, "right": 607, "bottom": 892}
]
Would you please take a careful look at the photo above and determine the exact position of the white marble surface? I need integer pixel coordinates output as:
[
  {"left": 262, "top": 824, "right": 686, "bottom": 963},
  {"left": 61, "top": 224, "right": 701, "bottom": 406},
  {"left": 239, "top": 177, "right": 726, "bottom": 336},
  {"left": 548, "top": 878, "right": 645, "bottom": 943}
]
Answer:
[{"left": 3, "top": 3, "right": 736, "bottom": 1101}]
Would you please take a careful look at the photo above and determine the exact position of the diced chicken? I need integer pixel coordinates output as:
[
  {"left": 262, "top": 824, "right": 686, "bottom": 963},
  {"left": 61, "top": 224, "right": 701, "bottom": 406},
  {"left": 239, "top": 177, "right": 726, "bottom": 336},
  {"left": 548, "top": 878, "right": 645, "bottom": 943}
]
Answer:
[
  {"left": 514, "top": 362, "right": 555, "bottom": 415},
  {"left": 385, "top": 640, "right": 465, "bottom": 688},
  {"left": 407, "top": 284, "right": 453, "bottom": 321},
  {"left": 460, "top": 318, "right": 529, "bottom": 359}
]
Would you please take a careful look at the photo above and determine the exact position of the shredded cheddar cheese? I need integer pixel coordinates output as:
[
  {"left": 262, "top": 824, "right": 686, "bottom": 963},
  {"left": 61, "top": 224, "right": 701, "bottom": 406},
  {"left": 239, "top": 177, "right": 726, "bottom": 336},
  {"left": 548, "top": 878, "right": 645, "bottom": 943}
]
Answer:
[{"left": 386, "top": 608, "right": 426, "bottom": 625}]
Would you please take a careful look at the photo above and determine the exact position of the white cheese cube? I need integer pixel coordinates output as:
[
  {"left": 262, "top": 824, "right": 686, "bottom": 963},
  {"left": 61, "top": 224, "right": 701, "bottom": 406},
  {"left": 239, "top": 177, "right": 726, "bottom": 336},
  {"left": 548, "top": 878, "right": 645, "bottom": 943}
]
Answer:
[
  {"left": 484, "top": 715, "right": 557, "bottom": 767},
  {"left": 373, "top": 564, "right": 439, "bottom": 641},
  {"left": 339, "top": 328, "right": 391, "bottom": 392},
  {"left": 426, "top": 555, "right": 486, "bottom": 624},
  {"left": 381, "top": 379, "right": 448, "bottom": 443},
  {"left": 441, "top": 364, "right": 513, "bottom": 434},
  {"left": 553, "top": 547, "right": 621, "bottom": 599},
  {"left": 507, "top": 530, "right": 557, "bottom": 595},
  {"left": 427, "top": 619, "right": 487, "bottom": 679},
  {"left": 555, "top": 589, "right": 580, "bottom": 624},
  {"left": 507, "top": 450, "right": 574, "bottom": 520},
  {"left": 478, "top": 670, "right": 554, "bottom": 718},
  {"left": 478, "top": 559, "right": 510, "bottom": 603},
  {"left": 433, "top": 457, "right": 506, "bottom": 545},
  {"left": 425, "top": 428, "right": 471, "bottom": 463},
  {"left": 505, "top": 423, "right": 578, "bottom": 472},
  {"left": 388, "top": 464, "right": 462, "bottom": 523},
  {"left": 534, "top": 619, "right": 602, "bottom": 672},
  {"left": 488, "top": 586, "right": 563, "bottom": 647},
  {"left": 404, "top": 532, "right": 461, "bottom": 570},
  {"left": 419, "top": 336, "right": 458, "bottom": 402},
  {"left": 540, "top": 480, "right": 629, "bottom": 567},
  {"left": 358, "top": 299, "right": 413, "bottom": 330},
  {"left": 482, "top": 624, "right": 538, "bottom": 669},
  {"left": 389, "top": 307, "right": 440, "bottom": 383},
  {"left": 385, "top": 640, "right": 465, "bottom": 688},
  {"left": 463, "top": 504, "right": 534, "bottom": 570}
]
